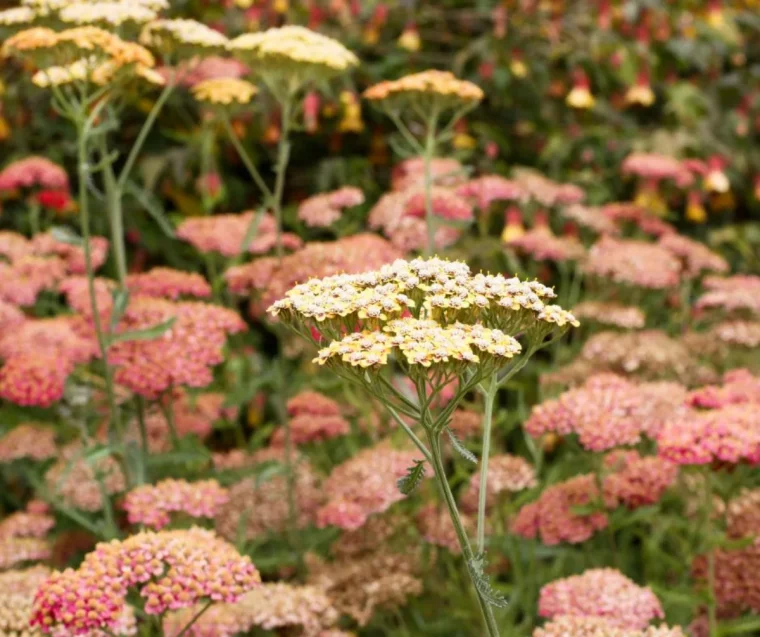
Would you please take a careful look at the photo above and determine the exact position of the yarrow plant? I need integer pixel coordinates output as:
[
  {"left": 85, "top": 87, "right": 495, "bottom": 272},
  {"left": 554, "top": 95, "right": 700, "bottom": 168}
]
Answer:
[{"left": 269, "top": 256, "right": 578, "bottom": 636}]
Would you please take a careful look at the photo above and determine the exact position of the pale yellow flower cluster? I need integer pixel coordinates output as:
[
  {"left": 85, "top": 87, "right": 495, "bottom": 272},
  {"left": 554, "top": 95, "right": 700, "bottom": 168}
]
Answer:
[
  {"left": 363, "top": 70, "right": 484, "bottom": 104},
  {"left": 228, "top": 25, "right": 358, "bottom": 73},
  {"left": 21, "top": 0, "right": 167, "bottom": 15},
  {"left": 139, "top": 18, "right": 228, "bottom": 53},
  {"left": 0, "top": 6, "right": 35, "bottom": 25},
  {"left": 4, "top": 25, "right": 161, "bottom": 88},
  {"left": 59, "top": 1, "right": 157, "bottom": 26},
  {"left": 192, "top": 77, "right": 258, "bottom": 105},
  {"left": 270, "top": 258, "right": 577, "bottom": 374}
]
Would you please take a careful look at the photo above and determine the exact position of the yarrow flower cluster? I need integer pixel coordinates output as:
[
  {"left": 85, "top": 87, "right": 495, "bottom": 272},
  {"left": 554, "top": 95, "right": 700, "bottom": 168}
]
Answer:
[
  {"left": 621, "top": 152, "right": 693, "bottom": 187},
  {"left": 585, "top": 237, "right": 681, "bottom": 289},
  {"left": 31, "top": 528, "right": 260, "bottom": 634},
  {"left": 0, "top": 156, "right": 68, "bottom": 192},
  {"left": 124, "top": 479, "right": 230, "bottom": 530},
  {"left": 191, "top": 77, "right": 258, "bottom": 106},
  {"left": 658, "top": 233, "right": 729, "bottom": 278},
  {"left": 602, "top": 451, "right": 678, "bottom": 509},
  {"left": 512, "top": 474, "right": 608, "bottom": 545},
  {"left": 526, "top": 374, "right": 689, "bottom": 450},
  {"left": 271, "top": 391, "right": 350, "bottom": 446},
  {"left": 696, "top": 274, "right": 760, "bottom": 316},
  {"left": 126, "top": 267, "right": 211, "bottom": 300},
  {"left": 363, "top": 70, "right": 484, "bottom": 107},
  {"left": 688, "top": 369, "right": 760, "bottom": 409},
  {"left": 534, "top": 616, "right": 684, "bottom": 637},
  {"left": 505, "top": 226, "right": 586, "bottom": 262},
  {"left": 0, "top": 255, "right": 67, "bottom": 306},
  {"left": 140, "top": 18, "right": 228, "bottom": 57},
  {"left": 298, "top": 186, "right": 365, "bottom": 228},
  {"left": 572, "top": 301, "right": 646, "bottom": 330},
  {"left": 561, "top": 204, "right": 620, "bottom": 235},
  {"left": 511, "top": 168, "right": 585, "bottom": 207},
  {"left": 391, "top": 157, "right": 465, "bottom": 191},
  {"left": 455, "top": 175, "right": 527, "bottom": 210},
  {"left": 538, "top": 568, "right": 665, "bottom": 630},
  {"left": 316, "top": 443, "right": 428, "bottom": 531},
  {"left": 0, "top": 423, "right": 57, "bottom": 462}
]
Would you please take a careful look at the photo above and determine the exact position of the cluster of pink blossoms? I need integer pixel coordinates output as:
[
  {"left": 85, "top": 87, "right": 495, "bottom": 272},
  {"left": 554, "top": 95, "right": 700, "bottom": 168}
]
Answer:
[
  {"left": 390, "top": 157, "right": 465, "bottom": 191},
  {"left": 512, "top": 474, "right": 608, "bottom": 545},
  {"left": 688, "top": 369, "right": 760, "bottom": 409},
  {"left": 176, "top": 211, "right": 303, "bottom": 257},
  {"left": 455, "top": 174, "right": 527, "bottom": 210},
  {"left": 272, "top": 390, "right": 350, "bottom": 446},
  {"left": 657, "top": 404, "right": 760, "bottom": 465},
  {"left": 0, "top": 501, "right": 54, "bottom": 570},
  {"left": 107, "top": 297, "right": 245, "bottom": 398},
  {"left": 534, "top": 616, "right": 684, "bottom": 637},
  {"left": 601, "top": 203, "right": 675, "bottom": 237},
  {"left": 126, "top": 267, "right": 212, "bottom": 299},
  {"left": 695, "top": 274, "right": 760, "bottom": 316},
  {"left": 585, "top": 236, "right": 682, "bottom": 289},
  {"left": 526, "top": 374, "right": 688, "bottom": 450},
  {"left": 298, "top": 186, "right": 365, "bottom": 228},
  {"left": 124, "top": 479, "right": 230, "bottom": 530},
  {"left": 31, "top": 232, "right": 109, "bottom": 275},
  {"left": 572, "top": 301, "right": 646, "bottom": 330},
  {"left": 0, "top": 423, "right": 57, "bottom": 462},
  {"left": 0, "top": 156, "right": 68, "bottom": 192},
  {"left": 0, "top": 255, "right": 66, "bottom": 306},
  {"left": 602, "top": 451, "right": 678, "bottom": 509},
  {"left": 621, "top": 152, "right": 693, "bottom": 187},
  {"left": 31, "top": 528, "right": 260, "bottom": 634},
  {"left": 0, "top": 299, "right": 25, "bottom": 332},
  {"left": 561, "top": 204, "right": 620, "bottom": 235},
  {"left": 511, "top": 168, "right": 585, "bottom": 206},
  {"left": 657, "top": 233, "right": 728, "bottom": 278},
  {"left": 538, "top": 568, "right": 665, "bottom": 630},
  {"left": 317, "top": 444, "right": 428, "bottom": 531},
  {"left": 0, "top": 316, "right": 98, "bottom": 406},
  {"left": 506, "top": 225, "right": 586, "bottom": 262}
]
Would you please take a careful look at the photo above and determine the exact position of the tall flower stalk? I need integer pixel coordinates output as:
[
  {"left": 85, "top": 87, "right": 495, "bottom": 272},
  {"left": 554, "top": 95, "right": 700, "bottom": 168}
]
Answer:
[
  {"left": 364, "top": 70, "right": 483, "bottom": 256},
  {"left": 269, "top": 257, "right": 579, "bottom": 636}
]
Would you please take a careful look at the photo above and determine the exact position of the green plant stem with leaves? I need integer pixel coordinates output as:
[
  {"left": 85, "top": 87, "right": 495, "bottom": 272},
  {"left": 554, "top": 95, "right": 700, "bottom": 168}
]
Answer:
[
  {"left": 422, "top": 108, "right": 440, "bottom": 257},
  {"left": 703, "top": 467, "right": 718, "bottom": 637}
]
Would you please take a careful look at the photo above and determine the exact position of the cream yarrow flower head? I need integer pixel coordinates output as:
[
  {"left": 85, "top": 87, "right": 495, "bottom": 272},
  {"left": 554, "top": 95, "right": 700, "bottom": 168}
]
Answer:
[
  {"left": 364, "top": 70, "right": 484, "bottom": 113},
  {"left": 140, "top": 18, "right": 228, "bottom": 58},
  {"left": 0, "top": 7, "right": 36, "bottom": 27},
  {"left": 21, "top": 0, "right": 168, "bottom": 16},
  {"left": 59, "top": 2, "right": 157, "bottom": 27},
  {"left": 192, "top": 77, "right": 258, "bottom": 105}
]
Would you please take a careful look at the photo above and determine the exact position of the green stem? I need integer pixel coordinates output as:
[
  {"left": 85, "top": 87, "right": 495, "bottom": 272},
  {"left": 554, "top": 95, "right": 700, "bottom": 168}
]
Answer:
[
  {"left": 703, "top": 467, "right": 718, "bottom": 637},
  {"left": 477, "top": 373, "right": 497, "bottom": 554},
  {"left": 272, "top": 98, "right": 293, "bottom": 262},
  {"left": 100, "top": 136, "right": 128, "bottom": 286},
  {"left": 162, "top": 392, "right": 180, "bottom": 451},
  {"left": 385, "top": 403, "right": 433, "bottom": 464},
  {"left": 76, "top": 118, "right": 122, "bottom": 446},
  {"left": 174, "top": 601, "right": 213, "bottom": 637},
  {"left": 221, "top": 114, "right": 273, "bottom": 203},
  {"left": 426, "top": 430, "right": 501, "bottom": 637}
]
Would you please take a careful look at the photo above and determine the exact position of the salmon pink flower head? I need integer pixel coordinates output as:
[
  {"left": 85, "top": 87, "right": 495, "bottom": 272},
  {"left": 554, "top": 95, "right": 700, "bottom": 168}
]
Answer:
[
  {"left": 455, "top": 175, "right": 528, "bottom": 210},
  {"left": 506, "top": 226, "right": 586, "bottom": 262},
  {"left": 124, "top": 479, "right": 230, "bottom": 529},
  {"left": 107, "top": 297, "right": 245, "bottom": 398},
  {"left": 31, "top": 527, "right": 260, "bottom": 634},
  {"left": 0, "top": 537, "right": 51, "bottom": 569},
  {"left": 561, "top": 204, "right": 620, "bottom": 235},
  {"left": 621, "top": 152, "right": 693, "bottom": 187},
  {"left": 512, "top": 474, "right": 608, "bottom": 546},
  {"left": 657, "top": 404, "right": 760, "bottom": 465},
  {"left": 572, "top": 301, "right": 646, "bottom": 330},
  {"left": 511, "top": 168, "right": 585, "bottom": 207},
  {"left": 0, "top": 156, "right": 68, "bottom": 192},
  {"left": 316, "top": 443, "right": 429, "bottom": 531},
  {"left": 0, "top": 230, "right": 33, "bottom": 261},
  {"left": 391, "top": 157, "right": 465, "bottom": 191},
  {"left": 176, "top": 211, "right": 302, "bottom": 257},
  {"left": 31, "top": 232, "right": 108, "bottom": 274},
  {"left": 271, "top": 390, "right": 350, "bottom": 446},
  {"left": 298, "top": 186, "right": 364, "bottom": 228},
  {"left": 602, "top": 450, "right": 678, "bottom": 509},
  {"left": 0, "top": 423, "right": 57, "bottom": 463},
  {"left": 0, "top": 255, "right": 67, "bottom": 306},
  {"left": 526, "top": 374, "right": 689, "bottom": 449},
  {"left": 127, "top": 266, "right": 212, "bottom": 299},
  {"left": 658, "top": 233, "right": 728, "bottom": 278},
  {"left": 538, "top": 568, "right": 665, "bottom": 629},
  {"left": 601, "top": 202, "right": 675, "bottom": 237},
  {"left": 688, "top": 369, "right": 760, "bottom": 409},
  {"left": 0, "top": 502, "right": 55, "bottom": 540},
  {"left": 0, "top": 299, "right": 26, "bottom": 331},
  {"left": 584, "top": 236, "right": 682, "bottom": 289},
  {"left": 534, "top": 616, "right": 683, "bottom": 637},
  {"left": 695, "top": 274, "right": 760, "bottom": 316}
]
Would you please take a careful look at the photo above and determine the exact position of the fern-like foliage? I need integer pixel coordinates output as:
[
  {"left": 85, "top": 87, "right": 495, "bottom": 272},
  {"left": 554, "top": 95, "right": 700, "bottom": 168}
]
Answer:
[{"left": 397, "top": 459, "right": 426, "bottom": 495}]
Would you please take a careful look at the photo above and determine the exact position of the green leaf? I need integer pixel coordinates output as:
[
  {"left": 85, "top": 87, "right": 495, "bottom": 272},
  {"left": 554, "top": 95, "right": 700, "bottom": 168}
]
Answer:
[
  {"left": 109, "top": 289, "right": 130, "bottom": 332},
  {"left": 51, "top": 226, "right": 83, "bottom": 246},
  {"left": 109, "top": 317, "right": 175, "bottom": 345},
  {"left": 467, "top": 553, "right": 508, "bottom": 608},
  {"left": 445, "top": 426, "right": 477, "bottom": 463},
  {"left": 397, "top": 459, "right": 426, "bottom": 495},
  {"left": 125, "top": 180, "right": 175, "bottom": 238}
]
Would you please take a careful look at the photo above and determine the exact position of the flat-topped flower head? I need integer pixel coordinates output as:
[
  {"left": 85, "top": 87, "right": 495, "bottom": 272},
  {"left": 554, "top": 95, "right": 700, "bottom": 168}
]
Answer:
[
  {"left": 59, "top": 2, "right": 157, "bottom": 27},
  {"left": 124, "top": 479, "right": 230, "bottom": 529},
  {"left": 22, "top": 0, "right": 168, "bottom": 15},
  {"left": 140, "top": 19, "right": 228, "bottom": 58},
  {"left": 192, "top": 77, "right": 257, "bottom": 106},
  {"left": 364, "top": 69, "right": 483, "bottom": 114},
  {"left": 0, "top": 6, "right": 36, "bottom": 28},
  {"left": 229, "top": 25, "right": 358, "bottom": 88}
]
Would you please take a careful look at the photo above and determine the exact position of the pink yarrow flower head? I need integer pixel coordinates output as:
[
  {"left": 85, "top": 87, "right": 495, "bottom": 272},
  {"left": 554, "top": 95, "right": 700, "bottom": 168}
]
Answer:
[
  {"left": 506, "top": 226, "right": 586, "bottom": 262},
  {"left": 455, "top": 175, "right": 528, "bottom": 210},
  {"left": 391, "top": 157, "right": 465, "bottom": 191},
  {"left": 603, "top": 450, "right": 678, "bottom": 509},
  {"left": 688, "top": 369, "right": 760, "bottom": 409},
  {"left": 511, "top": 168, "right": 585, "bottom": 206},
  {"left": 31, "top": 232, "right": 109, "bottom": 275},
  {"left": 512, "top": 474, "right": 608, "bottom": 545},
  {"left": 695, "top": 274, "right": 760, "bottom": 316},
  {"left": 584, "top": 236, "right": 681, "bottom": 289},
  {"left": 621, "top": 152, "right": 693, "bottom": 187},
  {"left": 658, "top": 233, "right": 729, "bottom": 278},
  {"left": 107, "top": 297, "right": 246, "bottom": 398},
  {"left": 31, "top": 528, "right": 260, "bottom": 634},
  {"left": 601, "top": 203, "right": 675, "bottom": 237},
  {"left": 0, "top": 255, "right": 67, "bottom": 306},
  {"left": 124, "top": 479, "right": 230, "bottom": 530},
  {"left": 176, "top": 212, "right": 302, "bottom": 257},
  {"left": 561, "top": 204, "right": 620, "bottom": 235},
  {"left": 657, "top": 404, "right": 760, "bottom": 465},
  {"left": 0, "top": 537, "right": 51, "bottom": 569},
  {"left": 0, "top": 424, "right": 57, "bottom": 463},
  {"left": 298, "top": 186, "right": 365, "bottom": 228},
  {"left": 538, "top": 568, "right": 665, "bottom": 630},
  {"left": 0, "top": 156, "right": 68, "bottom": 192},
  {"left": 460, "top": 454, "right": 537, "bottom": 513},
  {"left": 317, "top": 443, "right": 429, "bottom": 531},
  {"left": 127, "top": 267, "right": 212, "bottom": 299},
  {"left": 572, "top": 301, "right": 646, "bottom": 330},
  {"left": 534, "top": 616, "right": 684, "bottom": 637}
]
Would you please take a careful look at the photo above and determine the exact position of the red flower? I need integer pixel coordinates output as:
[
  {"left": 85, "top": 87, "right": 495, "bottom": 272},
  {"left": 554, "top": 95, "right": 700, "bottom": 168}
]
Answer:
[{"left": 35, "top": 189, "right": 71, "bottom": 212}]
